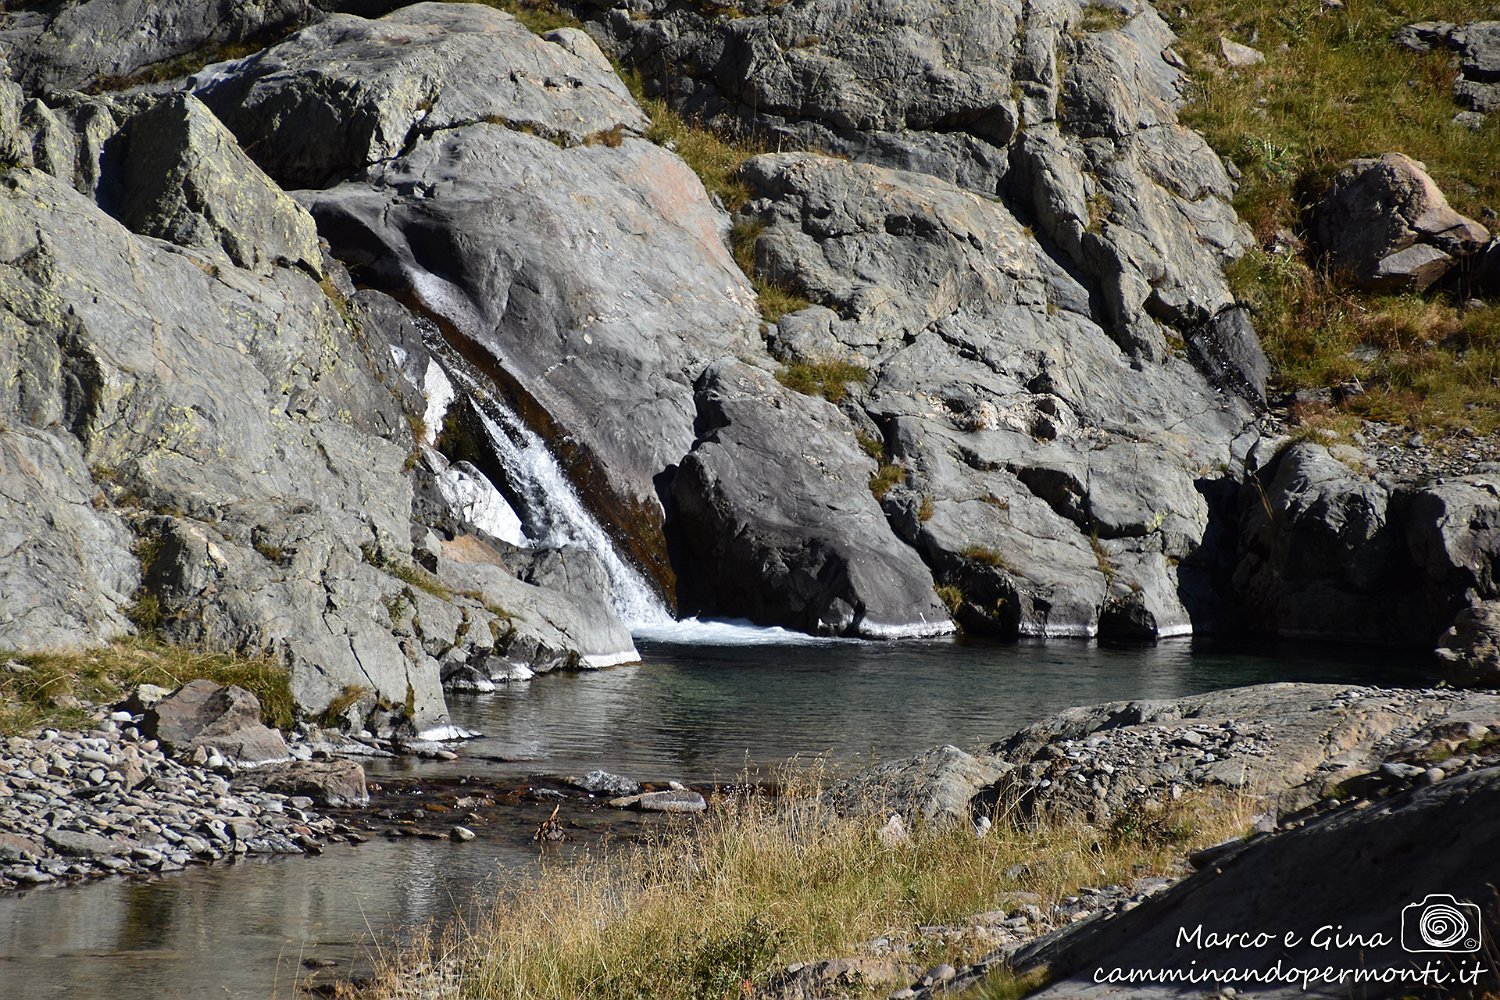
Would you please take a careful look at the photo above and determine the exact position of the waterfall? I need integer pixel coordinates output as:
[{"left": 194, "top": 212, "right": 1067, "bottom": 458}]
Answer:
[{"left": 444, "top": 367, "right": 672, "bottom": 628}]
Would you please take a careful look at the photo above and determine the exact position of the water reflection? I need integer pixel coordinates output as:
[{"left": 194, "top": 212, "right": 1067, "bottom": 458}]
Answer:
[{"left": 0, "top": 636, "right": 1426, "bottom": 999}]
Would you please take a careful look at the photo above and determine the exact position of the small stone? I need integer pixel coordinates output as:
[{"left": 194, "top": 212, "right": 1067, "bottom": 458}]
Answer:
[
  {"left": 1219, "top": 36, "right": 1266, "bottom": 67},
  {"left": 450, "top": 826, "right": 476, "bottom": 842}
]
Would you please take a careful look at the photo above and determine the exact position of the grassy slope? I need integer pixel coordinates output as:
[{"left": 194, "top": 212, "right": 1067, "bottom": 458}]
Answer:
[{"left": 1170, "top": 0, "right": 1500, "bottom": 434}]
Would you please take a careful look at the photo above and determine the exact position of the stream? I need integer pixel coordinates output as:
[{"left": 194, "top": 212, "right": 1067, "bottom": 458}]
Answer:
[{"left": 0, "top": 633, "right": 1424, "bottom": 1000}]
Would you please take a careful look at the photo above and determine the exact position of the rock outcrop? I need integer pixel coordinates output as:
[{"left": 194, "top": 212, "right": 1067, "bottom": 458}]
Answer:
[
  {"left": 829, "top": 682, "right": 1500, "bottom": 823},
  {"left": 1313, "top": 152, "right": 1491, "bottom": 292},
  {"left": 1, "top": 25, "right": 643, "bottom": 728},
  {"left": 1233, "top": 442, "right": 1500, "bottom": 645},
  {"left": 672, "top": 360, "right": 952, "bottom": 637},
  {"left": 1014, "top": 765, "right": 1500, "bottom": 999},
  {"left": 1436, "top": 600, "right": 1500, "bottom": 687},
  {"left": 1397, "top": 21, "right": 1500, "bottom": 117},
  {"left": 738, "top": 151, "right": 1255, "bottom": 639}
]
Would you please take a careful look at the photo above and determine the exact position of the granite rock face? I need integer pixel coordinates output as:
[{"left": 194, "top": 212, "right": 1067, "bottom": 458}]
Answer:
[
  {"left": 1233, "top": 443, "right": 1500, "bottom": 644},
  {"left": 1, "top": 79, "right": 639, "bottom": 727},
  {"left": 192, "top": 3, "right": 647, "bottom": 188},
  {"left": 1436, "top": 600, "right": 1500, "bottom": 688},
  {"left": 593, "top": 0, "right": 1255, "bottom": 367},
  {"left": 672, "top": 360, "right": 952, "bottom": 637},
  {"left": 740, "top": 152, "right": 1255, "bottom": 639},
  {"left": 0, "top": 0, "right": 314, "bottom": 94}
]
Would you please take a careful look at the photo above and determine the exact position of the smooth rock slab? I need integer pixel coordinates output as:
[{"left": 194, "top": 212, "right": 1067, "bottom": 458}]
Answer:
[
  {"left": 43, "top": 828, "right": 129, "bottom": 859},
  {"left": 635, "top": 790, "right": 707, "bottom": 813}
]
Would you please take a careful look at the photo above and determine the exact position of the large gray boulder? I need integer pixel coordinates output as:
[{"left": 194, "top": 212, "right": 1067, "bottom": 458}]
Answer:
[
  {"left": 142, "top": 679, "right": 291, "bottom": 765},
  {"left": 0, "top": 0, "right": 315, "bottom": 94},
  {"left": 1313, "top": 152, "right": 1491, "bottom": 291},
  {"left": 192, "top": 3, "right": 648, "bottom": 188},
  {"left": 671, "top": 359, "right": 952, "bottom": 637},
  {"left": 114, "top": 93, "right": 322, "bottom": 276},
  {"left": 741, "top": 152, "right": 1255, "bottom": 639}
]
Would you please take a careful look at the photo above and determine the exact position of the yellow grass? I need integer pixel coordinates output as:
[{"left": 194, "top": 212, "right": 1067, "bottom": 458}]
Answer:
[{"left": 347, "top": 775, "right": 1254, "bottom": 1000}]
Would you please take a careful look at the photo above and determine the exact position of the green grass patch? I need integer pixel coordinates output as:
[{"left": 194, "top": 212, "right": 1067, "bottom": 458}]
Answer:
[
  {"left": 869, "top": 462, "right": 905, "bottom": 500},
  {"left": 961, "top": 544, "right": 1011, "bottom": 570},
  {"left": 1172, "top": 0, "right": 1500, "bottom": 436},
  {"left": 351, "top": 778, "right": 1252, "bottom": 1000},
  {"left": 459, "top": 0, "right": 582, "bottom": 34},
  {"left": 776, "top": 360, "right": 868, "bottom": 404},
  {"left": 0, "top": 639, "right": 293, "bottom": 736}
]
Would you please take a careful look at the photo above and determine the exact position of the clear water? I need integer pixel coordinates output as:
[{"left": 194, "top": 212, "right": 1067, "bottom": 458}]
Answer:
[{"left": 0, "top": 637, "right": 1426, "bottom": 999}]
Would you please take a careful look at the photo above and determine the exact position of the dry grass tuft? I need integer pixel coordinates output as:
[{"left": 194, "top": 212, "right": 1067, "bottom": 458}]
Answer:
[{"left": 1171, "top": 0, "right": 1500, "bottom": 437}]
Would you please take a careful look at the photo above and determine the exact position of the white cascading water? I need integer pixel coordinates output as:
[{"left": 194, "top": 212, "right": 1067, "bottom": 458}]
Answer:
[
  {"left": 412, "top": 272, "right": 869, "bottom": 646},
  {"left": 446, "top": 368, "right": 672, "bottom": 628}
]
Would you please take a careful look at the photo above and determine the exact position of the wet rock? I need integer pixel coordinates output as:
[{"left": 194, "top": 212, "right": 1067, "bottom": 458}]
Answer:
[
  {"left": 672, "top": 359, "right": 952, "bottom": 638},
  {"left": 634, "top": 790, "right": 707, "bottom": 813},
  {"left": 571, "top": 770, "right": 641, "bottom": 798},
  {"left": 301, "top": 109, "right": 760, "bottom": 603},
  {"left": 1313, "top": 152, "right": 1490, "bottom": 291}
]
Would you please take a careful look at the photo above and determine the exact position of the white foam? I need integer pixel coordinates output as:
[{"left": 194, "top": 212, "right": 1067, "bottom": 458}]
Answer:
[
  {"left": 416, "top": 724, "right": 482, "bottom": 742},
  {"left": 1155, "top": 623, "right": 1195, "bottom": 639},
  {"left": 632, "top": 617, "right": 859, "bottom": 647},
  {"left": 583, "top": 649, "right": 642, "bottom": 668},
  {"left": 857, "top": 616, "right": 957, "bottom": 640},
  {"left": 1017, "top": 621, "right": 1099, "bottom": 639}
]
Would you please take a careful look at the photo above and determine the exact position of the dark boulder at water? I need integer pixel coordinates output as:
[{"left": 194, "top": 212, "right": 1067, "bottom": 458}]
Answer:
[{"left": 672, "top": 359, "right": 952, "bottom": 637}]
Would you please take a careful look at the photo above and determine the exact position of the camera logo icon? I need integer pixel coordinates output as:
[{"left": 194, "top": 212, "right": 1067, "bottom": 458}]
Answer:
[{"left": 1401, "top": 895, "right": 1483, "bottom": 953}]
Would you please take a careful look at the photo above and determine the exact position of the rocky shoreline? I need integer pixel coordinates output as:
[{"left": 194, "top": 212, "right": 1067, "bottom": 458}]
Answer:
[{"left": 0, "top": 716, "right": 367, "bottom": 890}]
